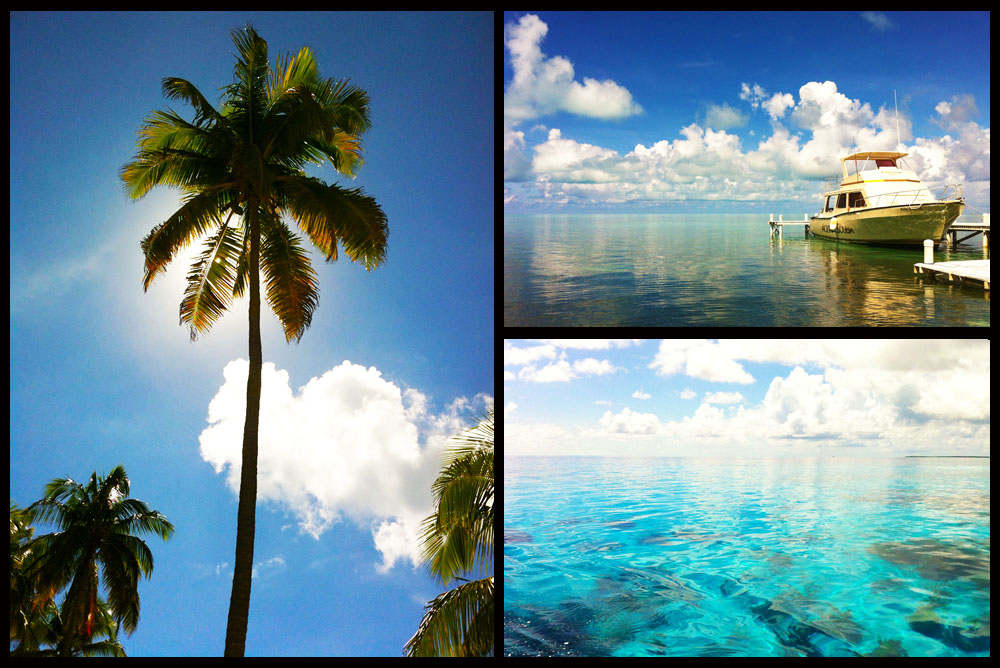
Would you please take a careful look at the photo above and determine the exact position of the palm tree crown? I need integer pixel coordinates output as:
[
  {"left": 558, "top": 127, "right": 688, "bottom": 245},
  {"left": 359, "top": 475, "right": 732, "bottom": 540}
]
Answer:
[
  {"left": 405, "top": 409, "right": 494, "bottom": 656},
  {"left": 120, "top": 24, "right": 388, "bottom": 342},
  {"left": 24, "top": 465, "right": 174, "bottom": 655}
]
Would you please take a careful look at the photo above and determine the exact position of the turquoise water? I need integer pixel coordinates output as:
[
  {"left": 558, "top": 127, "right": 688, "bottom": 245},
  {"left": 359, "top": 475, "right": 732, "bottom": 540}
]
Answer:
[
  {"left": 504, "top": 457, "right": 990, "bottom": 657},
  {"left": 504, "top": 214, "right": 990, "bottom": 326}
]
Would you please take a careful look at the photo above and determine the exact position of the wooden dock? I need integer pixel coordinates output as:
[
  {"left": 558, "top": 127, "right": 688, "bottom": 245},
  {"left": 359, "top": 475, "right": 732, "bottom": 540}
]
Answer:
[
  {"left": 914, "top": 259, "right": 990, "bottom": 290},
  {"left": 768, "top": 214, "right": 811, "bottom": 240},
  {"left": 946, "top": 214, "right": 990, "bottom": 250}
]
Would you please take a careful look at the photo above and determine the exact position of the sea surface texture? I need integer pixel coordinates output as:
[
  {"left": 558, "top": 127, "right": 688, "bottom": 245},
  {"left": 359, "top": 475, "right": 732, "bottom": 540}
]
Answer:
[
  {"left": 504, "top": 457, "right": 990, "bottom": 657},
  {"left": 504, "top": 214, "right": 990, "bottom": 326}
]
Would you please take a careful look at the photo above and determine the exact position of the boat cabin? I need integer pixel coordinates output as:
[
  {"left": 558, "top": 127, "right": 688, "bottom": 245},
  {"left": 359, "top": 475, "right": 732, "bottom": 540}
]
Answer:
[{"left": 819, "top": 151, "right": 935, "bottom": 214}]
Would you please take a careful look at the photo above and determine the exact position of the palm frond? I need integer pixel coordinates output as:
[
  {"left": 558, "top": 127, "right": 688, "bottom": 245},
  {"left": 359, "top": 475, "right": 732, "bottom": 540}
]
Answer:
[
  {"left": 315, "top": 77, "right": 372, "bottom": 139},
  {"left": 161, "top": 76, "right": 227, "bottom": 127},
  {"left": 419, "top": 410, "right": 494, "bottom": 582},
  {"left": 179, "top": 217, "right": 244, "bottom": 339},
  {"left": 224, "top": 25, "right": 270, "bottom": 144},
  {"left": 140, "top": 189, "right": 235, "bottom": 290},
  {"left": 266, "top": 45, "right": 320, "bottom": 101},
  {"left": 403, "top": 577, "right": 494, "bottom": 657},
  {"left": 279, "top": 175, "right": 388, "bottom": 269},
  {"left": 120, "top": 109, "right": 231, "bottom": 200},
  {"left": 260, "top": 215, "right": 319, "bottom": 342}
]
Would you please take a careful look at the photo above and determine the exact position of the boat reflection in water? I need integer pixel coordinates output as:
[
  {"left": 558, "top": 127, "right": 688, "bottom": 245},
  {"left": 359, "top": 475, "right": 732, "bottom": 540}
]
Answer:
[{"left": 810, "top": 152, "right": 964, "bottom": 246}]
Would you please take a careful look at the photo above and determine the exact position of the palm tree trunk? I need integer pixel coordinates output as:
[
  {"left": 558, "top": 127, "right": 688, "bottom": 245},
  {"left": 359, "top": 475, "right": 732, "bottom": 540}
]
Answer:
[{"left": 224, "top": 201, "right": 262, "bottom": 657}]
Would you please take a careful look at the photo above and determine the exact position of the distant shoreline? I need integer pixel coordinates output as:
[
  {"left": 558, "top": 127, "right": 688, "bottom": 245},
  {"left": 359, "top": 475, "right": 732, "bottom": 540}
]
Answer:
[{"left": 904, "top": 456, "right": 990, "bottom": 458}]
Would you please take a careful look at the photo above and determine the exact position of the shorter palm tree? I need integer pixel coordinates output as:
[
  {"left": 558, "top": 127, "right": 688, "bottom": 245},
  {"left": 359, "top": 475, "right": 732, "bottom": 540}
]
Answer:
[
  {"left": 405, "top": 409, "right": 494, "bottom": 656},
  {"left": 24, "top": 465, "right": 174, "bottom": 656}
]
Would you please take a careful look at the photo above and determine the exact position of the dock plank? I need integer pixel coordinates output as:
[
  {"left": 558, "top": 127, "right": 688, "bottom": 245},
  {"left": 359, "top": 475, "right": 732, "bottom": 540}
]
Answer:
[{"left": 914, "top": 259, "right": 990, "bottom": 290}]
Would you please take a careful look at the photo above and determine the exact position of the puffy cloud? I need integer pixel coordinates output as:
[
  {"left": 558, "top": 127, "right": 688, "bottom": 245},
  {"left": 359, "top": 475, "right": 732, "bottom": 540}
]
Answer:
[
  {"left": 532, "top": 129, "right": 622, "bottom": 183},
  {"left": 600, "top": 407, "right": 660, "bottom": 434},
  {"left": 740, "top": 83, "right": 794, "bottom": 121},
  {"left": 505, "top": 340, "right": 989, "bottom": 457},
  {"left": 504, "top": 13, "right": 642, "bottom": 122},
  {"left": 199, "top": 359, "right": 491, "bottom": 572},
  {"left": 507, "top": 77, "right": 987, "bottom": 210},
  {"left": 649, "top": 340, "right": 755, "bottom": 384},
  {"left": 516, "top": 357, "right": 617, "bottom": 382},
  {"left": 704, "top": 391, "right": 744, "bottom": 404},
  {"left": 503, "top": 124, "right": 533, "bottom": 182},
  {"left": 647, "top": 341, "right": 989, "bottom": 446}
]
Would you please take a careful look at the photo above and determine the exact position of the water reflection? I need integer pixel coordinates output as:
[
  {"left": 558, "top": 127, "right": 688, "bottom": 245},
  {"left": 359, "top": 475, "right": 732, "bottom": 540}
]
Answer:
[{"left": 504, "top": 214, "right": 989, "bottom": 326}]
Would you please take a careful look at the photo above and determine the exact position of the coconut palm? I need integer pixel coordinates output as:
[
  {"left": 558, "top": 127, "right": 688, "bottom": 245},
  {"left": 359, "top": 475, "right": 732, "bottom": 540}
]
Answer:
[
  {"left": 22, "top": 465, "right": 173, "bottom": 656},
  {"left": 405, "top": 409, "right": 494, "bottom": 656},
  {"left": 10, "top": 500, "right": 49, "bottom": 647},
  {"left": 11, "top": 595, "right": 127, "bottom": 657},
  {"left": 119, "top": 24, "right": 388, "bottom": 656}
]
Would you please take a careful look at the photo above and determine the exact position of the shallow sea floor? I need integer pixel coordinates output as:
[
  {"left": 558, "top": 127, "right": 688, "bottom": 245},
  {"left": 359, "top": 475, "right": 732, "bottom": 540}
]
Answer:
[{"left": 504, "top": 457, "right": 990, "bottom": 657}]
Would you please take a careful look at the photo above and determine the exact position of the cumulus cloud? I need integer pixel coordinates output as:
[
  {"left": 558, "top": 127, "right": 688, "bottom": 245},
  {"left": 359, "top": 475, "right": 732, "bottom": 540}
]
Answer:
[
  {"left": 739, "top": 83, "right": 794, "bottom": 121},
  {"left": 704, "top": 391, "right": 744, "bottom": 404},
  {"left": 517, "top": 357, "right": 616, "bottom": 383},
  {"left": 505, "top": 340, "right": 989, "bottom": 457},
  {"left": 505, "top": 74, "right": 988, "bottom": 211},
  {"left": 649, "top": 340, "right": 755, "bottom": 384},
  {"left": 199, "top": 359, "right": 491, "bottom": 573},
  {"left": 600, "top": 407, "right": 661, "bottom": 434},
  {"left": 504, "top": 13, "right": 642, "bottom": 123},
  {"left": 645, "top": 341, "right": 988, "bottom": 446}
]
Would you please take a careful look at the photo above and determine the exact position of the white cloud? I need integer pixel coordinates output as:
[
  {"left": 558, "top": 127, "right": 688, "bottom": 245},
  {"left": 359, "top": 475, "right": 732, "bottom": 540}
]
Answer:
[
  {"left": 517, "top": 358, "right": 617, "bottom": 382},
  {"left": 252, "top": 555, "right": 287, "bottom": 580},
  {"left": 600, "top": 407, "right": 660, "bottom": 434},
  {"left": 506, "top": 78, "right": 988, "bottom": 211},
  {"left": 632, "top": 389, "right": 651, "bottom": 400},
  {"left": 704, "top": 102, "right": 747, "bottom": 130},
  {"left": 861, "top": 11, "right": 894, "bottom": 31},
  {"left": 532, "top": 129, "right": 622, "bottom": 183},
  {"left": 704, "top": 391, "right": 744, "bottom": 404},
  {"left": 649, "top": 340, "right": 755, "bottom": 384},
  {"left": 503, "top": 341, "right": 557, "bottom": 366},
  {"left": 504, "top": 13, "right": 642, "bottom": 123},
  {"left": 199, "top": 359, "right": 491, "bottom": 573},
  {"left": 505, "top": 340, "right": 989, "bottom": 457},
  {"left": 740, "top": 83, "right": 794, "bottom": 121}
]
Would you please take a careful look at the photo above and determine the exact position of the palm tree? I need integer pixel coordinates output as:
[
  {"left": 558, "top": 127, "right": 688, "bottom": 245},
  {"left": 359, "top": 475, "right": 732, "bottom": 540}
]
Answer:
[
  {"left": 119, "top": 25, "right": 388, "bottom": 656},
  {"left": 405, "top": 409, "right": 494, "bottom": 656},
  {"left": 22, "top": 465, "right": 174, "bottom": 656}
]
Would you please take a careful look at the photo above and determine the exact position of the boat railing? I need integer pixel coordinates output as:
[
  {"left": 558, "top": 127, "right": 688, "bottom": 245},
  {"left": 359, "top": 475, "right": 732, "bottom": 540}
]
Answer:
[{"left": 867, "top": 183, "right": 964, "bottom": 209}]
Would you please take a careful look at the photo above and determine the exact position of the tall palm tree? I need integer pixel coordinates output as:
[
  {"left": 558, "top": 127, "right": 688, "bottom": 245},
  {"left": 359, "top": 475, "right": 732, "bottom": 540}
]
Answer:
[
  {"left": 119, "top": 25, "right": 388, "bottom": 656},
  {"left": 405, "top": 409, "right": 494, "bottom": 657},
  {"left": 23, "top": 465, "right": 174, "bottom": 656}
]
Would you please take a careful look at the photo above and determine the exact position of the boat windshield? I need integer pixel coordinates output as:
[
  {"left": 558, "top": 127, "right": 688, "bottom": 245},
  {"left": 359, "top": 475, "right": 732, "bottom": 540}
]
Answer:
[{"left": 844, "top": 155, "right": 906, "bottom": 178}]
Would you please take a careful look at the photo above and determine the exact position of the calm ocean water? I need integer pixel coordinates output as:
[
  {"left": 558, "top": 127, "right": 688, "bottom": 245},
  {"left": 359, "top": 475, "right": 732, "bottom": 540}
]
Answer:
[
  {"left": 504, "top": 456, "right": 991, "bottom": 657},
  {"left": 504, "top": 214, "right": 990, "bottom": 326}
]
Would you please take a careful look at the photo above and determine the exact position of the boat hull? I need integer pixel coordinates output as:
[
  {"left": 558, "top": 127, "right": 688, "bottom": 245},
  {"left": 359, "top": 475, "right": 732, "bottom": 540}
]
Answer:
[{"left": 810, "top": 201, "right": 964, "bottom": 245}]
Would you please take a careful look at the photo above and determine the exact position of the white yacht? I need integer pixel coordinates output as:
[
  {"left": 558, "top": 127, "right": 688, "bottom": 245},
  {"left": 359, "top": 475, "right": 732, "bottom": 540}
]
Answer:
[{"left": 810, "top": 151, "right": 964, "bottom": 245}]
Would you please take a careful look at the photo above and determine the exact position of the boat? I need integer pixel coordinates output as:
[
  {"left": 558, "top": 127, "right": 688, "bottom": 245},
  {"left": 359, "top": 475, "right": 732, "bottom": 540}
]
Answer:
[{"left": 810, "top": 151, "right": 964, "bottom": 245}]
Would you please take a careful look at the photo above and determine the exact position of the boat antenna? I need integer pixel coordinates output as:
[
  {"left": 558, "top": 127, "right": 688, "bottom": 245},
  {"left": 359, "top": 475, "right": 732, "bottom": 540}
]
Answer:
[{"left": 894, "top": 89, "right": 901, "bottom": 150}]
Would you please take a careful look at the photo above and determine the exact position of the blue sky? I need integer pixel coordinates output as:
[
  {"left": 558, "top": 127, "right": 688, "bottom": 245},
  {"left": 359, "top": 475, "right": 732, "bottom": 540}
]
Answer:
[
  {"left": 503, "top": 11, "right": 990, "bottom": 213},
  {"left": 10, "top": 11, "right": 493, "bottom": 656},
  {"left": 504, "top": 339, "right": 990, "bottom": 458}
]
